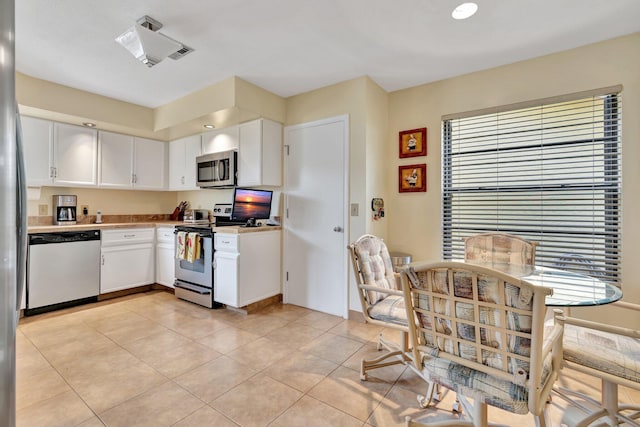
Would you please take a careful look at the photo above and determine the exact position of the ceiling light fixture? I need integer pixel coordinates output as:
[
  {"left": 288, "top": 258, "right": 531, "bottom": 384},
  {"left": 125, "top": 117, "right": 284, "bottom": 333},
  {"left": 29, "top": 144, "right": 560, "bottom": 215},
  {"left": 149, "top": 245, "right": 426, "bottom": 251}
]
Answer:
[
  {"left": 82, "top": 122, "right": 96, "bottom": 127},
  {"left": 452, "top": 2, "right": 478, "bottom": 20},
  {"left": 115, "top": 15, "right": 194, "bottom": 68},
  {"left": 203, "top": 124, "right": 215, "bottom": 129}
]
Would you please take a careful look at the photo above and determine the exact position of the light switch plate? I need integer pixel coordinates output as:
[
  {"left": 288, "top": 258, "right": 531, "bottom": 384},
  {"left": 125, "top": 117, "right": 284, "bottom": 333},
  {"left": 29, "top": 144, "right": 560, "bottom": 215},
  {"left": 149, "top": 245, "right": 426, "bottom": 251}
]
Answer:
[
  {"left": 350, "top": 203, "right": 359, "bottom": 216},
  {"left": 38, "top": 204, "right": 48, "bottom": 216}
]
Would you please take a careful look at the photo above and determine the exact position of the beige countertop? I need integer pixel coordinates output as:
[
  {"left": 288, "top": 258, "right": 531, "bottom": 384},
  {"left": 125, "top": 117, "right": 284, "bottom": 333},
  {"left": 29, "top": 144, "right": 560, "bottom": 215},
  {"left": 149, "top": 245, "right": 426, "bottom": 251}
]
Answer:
[{"left": 28, "top": 222, "right": 281, "bottom": 234}]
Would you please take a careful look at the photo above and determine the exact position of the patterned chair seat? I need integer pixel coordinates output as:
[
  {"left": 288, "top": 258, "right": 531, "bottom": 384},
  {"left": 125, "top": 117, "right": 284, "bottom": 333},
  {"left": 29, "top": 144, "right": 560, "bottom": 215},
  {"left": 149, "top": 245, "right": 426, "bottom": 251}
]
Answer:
[
  {"left": 418, "top": 349, "right": 553, "bottom": 415},
  {"left": 368, "top": 294, "right": 407, "bottom": 327},
  {"left": 563, "top": 323, "right": 640, "bottom": 384},
  {"left": 550, "top": 303, "right": 640, "bottom": 427}
]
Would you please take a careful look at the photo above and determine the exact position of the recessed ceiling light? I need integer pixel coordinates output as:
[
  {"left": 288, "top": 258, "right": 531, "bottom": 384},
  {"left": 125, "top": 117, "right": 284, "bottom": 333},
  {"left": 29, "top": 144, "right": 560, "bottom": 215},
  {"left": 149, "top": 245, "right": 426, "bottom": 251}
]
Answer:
[
  {"left": 82, "top": 122, "right": 96, "bottom": 127},
  {"left": 452, "top": 2, "right": 478, "bottom": 20},
  {"left": 203, "top": 124, "right": 215, "bottom": 129}
]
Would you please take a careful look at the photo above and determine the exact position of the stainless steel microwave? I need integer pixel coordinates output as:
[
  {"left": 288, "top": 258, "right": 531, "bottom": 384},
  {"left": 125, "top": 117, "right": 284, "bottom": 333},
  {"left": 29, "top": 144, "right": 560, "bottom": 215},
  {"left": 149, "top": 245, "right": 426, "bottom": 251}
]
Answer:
[{"left": 196, "top": 150, "right": 237, "bottom": 188}]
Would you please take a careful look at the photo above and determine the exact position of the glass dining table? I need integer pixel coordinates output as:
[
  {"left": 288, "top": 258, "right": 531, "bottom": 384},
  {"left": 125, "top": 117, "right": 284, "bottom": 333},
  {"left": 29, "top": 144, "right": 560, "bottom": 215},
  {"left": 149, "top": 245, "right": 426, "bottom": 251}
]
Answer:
[
  {"left": 522, "top": 266, "right": 622, "bottom": 307},
  {"left": 468, "top": 262, "right": 623, "bottom": 307}
]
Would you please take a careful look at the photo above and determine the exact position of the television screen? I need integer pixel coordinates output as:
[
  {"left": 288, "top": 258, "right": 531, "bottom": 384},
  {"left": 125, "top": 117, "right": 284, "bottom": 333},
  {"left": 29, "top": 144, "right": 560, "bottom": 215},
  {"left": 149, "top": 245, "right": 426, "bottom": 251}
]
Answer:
[{"left": 231, "top": 188, "right": 273, "bottom": 221}]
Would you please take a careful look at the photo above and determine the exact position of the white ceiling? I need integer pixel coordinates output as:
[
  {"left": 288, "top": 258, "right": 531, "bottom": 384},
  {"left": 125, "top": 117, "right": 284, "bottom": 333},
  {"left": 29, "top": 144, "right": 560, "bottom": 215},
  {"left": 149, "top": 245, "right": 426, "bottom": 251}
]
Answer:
[{"left": 15, "top": 0, "right": 640, "bottom": 109}]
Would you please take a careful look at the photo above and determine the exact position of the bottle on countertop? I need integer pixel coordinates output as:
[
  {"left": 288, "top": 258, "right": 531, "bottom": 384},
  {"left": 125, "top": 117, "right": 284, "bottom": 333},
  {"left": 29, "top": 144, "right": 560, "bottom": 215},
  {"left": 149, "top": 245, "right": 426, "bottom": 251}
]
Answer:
[{"left": 96, "top": 210, "right": 102, "bottom": 224}]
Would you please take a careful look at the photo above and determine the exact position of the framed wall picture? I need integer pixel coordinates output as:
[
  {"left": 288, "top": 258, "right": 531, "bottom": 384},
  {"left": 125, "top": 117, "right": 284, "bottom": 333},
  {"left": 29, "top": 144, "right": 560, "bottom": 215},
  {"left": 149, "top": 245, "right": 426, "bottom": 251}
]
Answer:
[
  {"left": 399, "top": 127, "right": 427, "bottom": 158},
  {"left": 399, "top": 163, "right": 427, "bottom": 193}
]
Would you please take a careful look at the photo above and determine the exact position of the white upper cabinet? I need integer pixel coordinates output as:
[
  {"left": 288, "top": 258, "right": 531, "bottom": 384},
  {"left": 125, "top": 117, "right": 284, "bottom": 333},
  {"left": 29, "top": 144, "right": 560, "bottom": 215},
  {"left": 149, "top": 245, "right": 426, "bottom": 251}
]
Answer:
[
  {"left": 237, "top": 119, "right": 282, "bottom": 187},
  {"left": 22, "top": 117, "right": 99, "bottom": 187},
  {"left": 98, "top": 131, "right": 134, "bottom": 189},
  {"left": 22, "top": 116, "right": 166, "bottom": 190},
  {"left": 21, "top": 116, "right": 54, "bottom": 186},
  {"left": 22, "top": 116, "right": 98, "bottom": 187},
  {"left": 133, "top": 137, "right": 167, "bottom": 190},
  {"left": 201, "top": 126, "right": 239, "bottom": 154},
  {"left": 98, "top": 132, "right": 167, "bottom": 190},
  {"left": 53, "top": 123, "right": 99, "bottom": 187},
  {"left": 169, "top": 135, "right": 201, "bottom": 190}
]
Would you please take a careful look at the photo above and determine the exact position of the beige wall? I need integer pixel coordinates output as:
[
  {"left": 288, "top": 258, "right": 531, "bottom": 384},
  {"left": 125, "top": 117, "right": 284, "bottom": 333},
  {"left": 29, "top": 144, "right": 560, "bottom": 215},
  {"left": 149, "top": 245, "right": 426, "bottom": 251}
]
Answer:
[
  {"left": 364, "top": 78, "right": 390, "bottom": 239},
  {"left": 17, "top": 73, "right": 165, "bottom": 140},
  {"left": 28, "top": 187, "right": 177, "bottom": 217},
  {"left": 387, "top": 32, "right": 640, "bottom": 326}
]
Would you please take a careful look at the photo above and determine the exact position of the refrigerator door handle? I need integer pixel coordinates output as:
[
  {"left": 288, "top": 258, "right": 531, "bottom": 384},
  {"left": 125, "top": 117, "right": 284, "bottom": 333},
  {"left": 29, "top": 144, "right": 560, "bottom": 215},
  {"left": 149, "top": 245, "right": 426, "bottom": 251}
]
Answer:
[{"left": 15, "top": 109, "right": 27, "bottom": 312}]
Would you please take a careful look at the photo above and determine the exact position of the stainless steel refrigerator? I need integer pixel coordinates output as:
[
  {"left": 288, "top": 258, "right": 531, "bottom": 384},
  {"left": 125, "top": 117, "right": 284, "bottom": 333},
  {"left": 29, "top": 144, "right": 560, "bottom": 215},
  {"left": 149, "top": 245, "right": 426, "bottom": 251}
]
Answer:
[{"left": 1, "top": 0, "right": 28, "bottom": 425}]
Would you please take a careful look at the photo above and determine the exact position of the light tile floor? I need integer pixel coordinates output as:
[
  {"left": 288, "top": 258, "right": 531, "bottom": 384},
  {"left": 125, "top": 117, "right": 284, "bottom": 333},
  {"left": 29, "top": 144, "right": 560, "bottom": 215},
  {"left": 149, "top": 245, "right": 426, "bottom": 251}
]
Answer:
[{"left": 15, "top": 291, "right": 640, "bottom": 427}]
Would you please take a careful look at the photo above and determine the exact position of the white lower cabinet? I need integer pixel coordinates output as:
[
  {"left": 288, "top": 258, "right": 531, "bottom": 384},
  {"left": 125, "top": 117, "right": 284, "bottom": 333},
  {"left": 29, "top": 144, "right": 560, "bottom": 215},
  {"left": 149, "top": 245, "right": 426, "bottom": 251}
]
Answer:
[
  {"left": 155, "top": 227, "right": 175, "bottom": 287},
  {"left": 214, "top": 230, "right": 280, "bottom": 308},
  {"left": 214, "top": 249, "right": 239, "bottom": 305},
  {"left": 101, "top": 228, "right": 155, "bottom": 293}
]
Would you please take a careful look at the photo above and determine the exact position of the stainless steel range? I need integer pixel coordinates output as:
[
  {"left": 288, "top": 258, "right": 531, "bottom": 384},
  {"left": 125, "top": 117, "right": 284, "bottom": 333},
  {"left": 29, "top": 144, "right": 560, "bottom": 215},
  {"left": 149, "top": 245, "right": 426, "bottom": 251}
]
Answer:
[
  {"left": 174, "top": 204, "right": 247, "bottom": 308},
  {"left": 174, "top": 224, "right": 221, "bottom": 309}
]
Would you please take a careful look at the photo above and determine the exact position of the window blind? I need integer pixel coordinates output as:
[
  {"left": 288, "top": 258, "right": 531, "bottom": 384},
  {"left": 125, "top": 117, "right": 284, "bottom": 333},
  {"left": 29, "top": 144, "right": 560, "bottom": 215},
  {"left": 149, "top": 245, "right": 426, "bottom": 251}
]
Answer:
[{"left": 442, "top": 91, "right": 621, "bottom": 284}]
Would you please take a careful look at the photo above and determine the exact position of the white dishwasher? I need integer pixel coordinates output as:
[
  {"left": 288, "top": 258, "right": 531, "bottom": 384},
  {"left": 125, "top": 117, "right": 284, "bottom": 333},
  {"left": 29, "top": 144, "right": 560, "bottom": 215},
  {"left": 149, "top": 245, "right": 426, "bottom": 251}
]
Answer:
[{"left": 26, "top": 230, "right": 101, "bottom": 315}]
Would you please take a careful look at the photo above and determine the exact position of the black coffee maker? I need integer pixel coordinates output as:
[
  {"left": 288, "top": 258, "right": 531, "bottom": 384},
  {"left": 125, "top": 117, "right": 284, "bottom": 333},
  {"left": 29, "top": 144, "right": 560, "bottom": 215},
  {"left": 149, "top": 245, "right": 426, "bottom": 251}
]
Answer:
[{"left": 53, "top": 195, "right": 77, "bottom": 225}]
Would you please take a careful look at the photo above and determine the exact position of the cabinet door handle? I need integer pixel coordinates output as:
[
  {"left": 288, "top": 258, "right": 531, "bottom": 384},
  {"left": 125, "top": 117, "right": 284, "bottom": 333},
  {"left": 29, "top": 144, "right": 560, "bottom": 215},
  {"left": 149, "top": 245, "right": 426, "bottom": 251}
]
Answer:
[
  {"left": 101, "top": 254, "right": 104, "bottom": 265},
  {"left": 181, "top": 176, "right": 185, "bottom": 185},
  {"left": 123, "top": 234, "right": 136, "bottom": 238}
]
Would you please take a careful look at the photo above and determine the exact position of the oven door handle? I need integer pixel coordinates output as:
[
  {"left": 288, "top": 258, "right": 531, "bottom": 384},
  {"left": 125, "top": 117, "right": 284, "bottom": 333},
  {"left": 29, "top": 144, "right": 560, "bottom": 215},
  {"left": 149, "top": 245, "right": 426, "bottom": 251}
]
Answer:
[{"left": 174, "top": 230, "right": 212, "bottom": 239}]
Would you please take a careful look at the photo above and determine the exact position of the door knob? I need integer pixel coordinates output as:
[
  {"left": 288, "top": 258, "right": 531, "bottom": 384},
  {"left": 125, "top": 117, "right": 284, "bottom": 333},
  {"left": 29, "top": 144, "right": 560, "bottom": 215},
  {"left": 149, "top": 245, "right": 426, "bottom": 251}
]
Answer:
[{"left": 333, "top": 226, "right": 343, "bottom": 232}]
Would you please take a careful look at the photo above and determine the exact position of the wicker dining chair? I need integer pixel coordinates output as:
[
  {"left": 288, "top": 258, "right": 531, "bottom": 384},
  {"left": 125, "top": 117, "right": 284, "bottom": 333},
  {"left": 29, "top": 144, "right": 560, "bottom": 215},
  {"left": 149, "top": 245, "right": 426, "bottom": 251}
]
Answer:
[
  {"left": 348, "top": 234, "right": 413, "bottom": 381},
  {"left": 401, "top": 261, "right": 564, "bottom": 427}
]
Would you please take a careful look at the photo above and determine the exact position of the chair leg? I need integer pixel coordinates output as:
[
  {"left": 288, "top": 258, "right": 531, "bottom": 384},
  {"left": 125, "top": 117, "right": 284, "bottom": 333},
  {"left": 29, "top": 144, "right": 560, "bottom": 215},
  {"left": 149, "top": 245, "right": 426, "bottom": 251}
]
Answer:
[
  {"left": 452, "top": 396, "right": 462, "bottom": 413},
  {"left": 360, "top": 331, "right": 411, "bottom": 381},
  {"left": 556, "top": 379, "right": 640, "bottom": 427},
  {"left": 360, "top": 349, "right": 407, "bottom": 380},
  {"left": 472, "top": 401, "right": 488, "bottom": 427},
  {"left": 417, "top": 382, "right": 438, "bottom": 408},
  {"left": 533, "top": 411, "right": 548, "bottom": 427}
]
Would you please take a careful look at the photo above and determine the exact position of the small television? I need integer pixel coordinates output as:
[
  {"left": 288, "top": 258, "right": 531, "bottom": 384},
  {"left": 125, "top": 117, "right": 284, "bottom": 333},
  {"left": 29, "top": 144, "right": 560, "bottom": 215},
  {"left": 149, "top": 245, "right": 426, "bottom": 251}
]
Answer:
[{"left": 230, "top": 188, "right": 273, "bottom": 222}]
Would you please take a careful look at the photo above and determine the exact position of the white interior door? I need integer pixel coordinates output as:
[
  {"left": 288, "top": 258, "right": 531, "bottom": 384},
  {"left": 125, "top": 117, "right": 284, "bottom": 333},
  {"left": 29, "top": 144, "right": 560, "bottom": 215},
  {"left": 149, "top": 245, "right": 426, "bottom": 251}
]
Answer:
[{"left": 283, "top": 115, "right": 349, "bottom": 317}]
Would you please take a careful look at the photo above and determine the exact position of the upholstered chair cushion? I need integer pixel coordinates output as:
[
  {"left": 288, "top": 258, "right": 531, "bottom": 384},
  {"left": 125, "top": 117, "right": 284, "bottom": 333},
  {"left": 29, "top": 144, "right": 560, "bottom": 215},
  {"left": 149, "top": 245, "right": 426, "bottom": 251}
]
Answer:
[
  {"left": 563, "top": 323, "right": 640, "bottom": 384},
  {"left": 418, "top": 349, "right": 552, "bottom": 415},
  {"left": 368, "top": 294, "right": 406, "bottom": 326},
  {"left": 353, "top": 236, "right": 398, "bottom": 304},
  {"left": 465, "top": 233, "right": 536, "bottom": 274}
]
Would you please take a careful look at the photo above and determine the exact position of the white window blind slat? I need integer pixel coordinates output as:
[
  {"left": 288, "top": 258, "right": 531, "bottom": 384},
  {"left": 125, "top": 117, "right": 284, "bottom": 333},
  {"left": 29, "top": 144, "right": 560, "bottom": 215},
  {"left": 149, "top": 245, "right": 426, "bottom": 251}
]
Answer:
[{"left": 442, "top": 93, "right": 621, "bottom": 283}]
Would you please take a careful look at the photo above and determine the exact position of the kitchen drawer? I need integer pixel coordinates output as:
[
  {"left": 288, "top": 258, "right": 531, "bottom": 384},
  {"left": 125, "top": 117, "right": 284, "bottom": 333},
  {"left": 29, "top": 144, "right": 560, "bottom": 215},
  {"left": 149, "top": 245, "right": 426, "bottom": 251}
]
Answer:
[
  {"left": 156, "top": 227, "right": 175, "bottom": 243},
  {"left": 215, "top": 234, "right": 238, "bottom": 252},
  {"left": 101, "top": 228, "right": 154, "bottom": 246}
]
